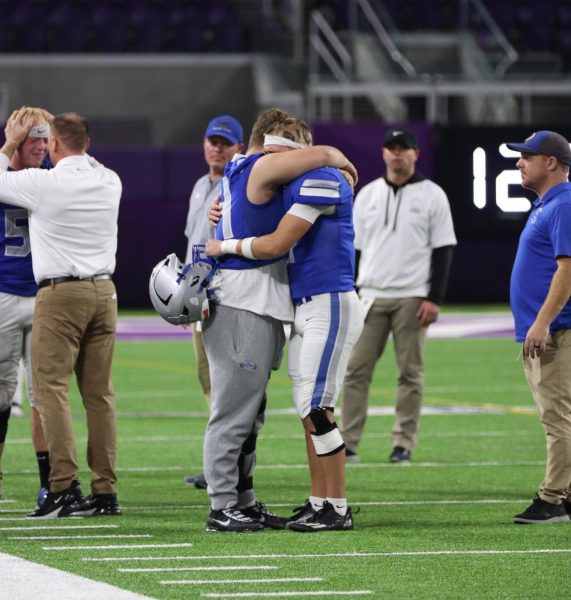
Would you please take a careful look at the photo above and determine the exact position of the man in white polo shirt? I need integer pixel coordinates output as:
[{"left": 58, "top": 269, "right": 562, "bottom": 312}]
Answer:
[
  {"left": 340, "top": 128, "right": 456, "bottom": 463},
  {"left": 0, "top": 107, "right": 122, "bottom": 518}
]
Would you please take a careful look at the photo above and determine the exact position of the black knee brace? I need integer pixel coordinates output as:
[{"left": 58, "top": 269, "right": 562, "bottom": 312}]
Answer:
[{"left": 0, "top": 406, "right": 11, "bottom": 443}]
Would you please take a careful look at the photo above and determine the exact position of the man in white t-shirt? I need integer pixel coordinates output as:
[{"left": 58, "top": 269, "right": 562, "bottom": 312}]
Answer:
[{"left": 340, "top": 128, "right": 457, "bottom": 463}]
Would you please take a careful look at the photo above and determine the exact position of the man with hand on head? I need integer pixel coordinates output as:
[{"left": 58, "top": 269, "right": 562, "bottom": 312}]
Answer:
[
  {"left": 182, "top": 115, "right": 244, "bottom": 491},
  {"left": 507, "top": 130, "right": 571, "bottom": 525},
  {"left": 0, "top": 107, "right": 122, "bottom": 518},
  {"left": 0, "top": 108, "right": 51, "bottom": 509}
]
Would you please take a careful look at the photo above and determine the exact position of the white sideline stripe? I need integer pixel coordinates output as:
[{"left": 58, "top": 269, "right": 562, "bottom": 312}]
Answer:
[
  {"left": 5, "top": 429, "right": 539, "bottom": 446},
  {"left": 161, "top": 577, "right": 322, "bottom": 585},
  {"left": 201, "top": 593, "right": 373, "bottom": 598},
  {"left": 0, "top": 552, "right": 155, "bottom": 600},
  {"left": 120, "top": 566, "right": 278, "bottom": 573},
  {"left": 0, "top": 499, "right": 15, "bottom": 503},
  {"left": 92, "top": 498, "right": 530, "bottom": 514},
  {"left": 44, "top": 542, "right": 193, "bottom": 551},
  {"left": 10, "top": 534, "right": 151, "bottom": 540},
  {"left": 4, "top": 460, "right": 545, "bottom": 476},
  {"left": 1, "top": 498, "right": 533, "bottom": 517},
  {"left": 82, "top": 549, "right": 571, "bottom": 563},
  {"left": 0, "top": 524, "right": 119, "bottom": 531}
]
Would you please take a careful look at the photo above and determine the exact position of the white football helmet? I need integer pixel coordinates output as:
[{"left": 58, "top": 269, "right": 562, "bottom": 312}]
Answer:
[{"left": 149, "top": 248, "right": 217, "bottom": 325}]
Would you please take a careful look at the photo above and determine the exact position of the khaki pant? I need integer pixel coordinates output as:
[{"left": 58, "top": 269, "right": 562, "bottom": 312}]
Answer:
[
  {"left": 341, "top": 297, "right": 427, "bottom": 453},
  {"left": 523, "top": 328, "right": 571, "bottom": 504},
  {"left": 32, "top": 279, "right": 117, "bottom": 495},
  {"left": 192, "top": 323, "right": 211, "bottom": 408}
]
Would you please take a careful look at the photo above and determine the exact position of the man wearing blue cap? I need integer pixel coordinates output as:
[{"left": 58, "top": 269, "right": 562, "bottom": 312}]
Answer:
[
  {"left": 507, "top": 130, "right": 571, "bottom": 524},
  {"left": 183, "top": 115, "right": 244, "bottom": 489}
]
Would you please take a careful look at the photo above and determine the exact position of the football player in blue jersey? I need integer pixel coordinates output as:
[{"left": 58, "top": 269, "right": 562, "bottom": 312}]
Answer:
[
  {"left": 0, "top": 107, "right": 51, "bottom": 505},
  {"left": 206, "top": 118, "right": 363, "bottom": 531},
  {"left": 201, "top": 109, "right": 357, "bottom": 532}
]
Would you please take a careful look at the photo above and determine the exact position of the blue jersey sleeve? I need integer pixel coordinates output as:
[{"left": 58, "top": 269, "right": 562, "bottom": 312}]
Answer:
[
  {"left": 286, "top": 167, "right": 344, "bottom": 208},
  {"left": 548, "top": 199, "right": 571, "bottom": 258}
]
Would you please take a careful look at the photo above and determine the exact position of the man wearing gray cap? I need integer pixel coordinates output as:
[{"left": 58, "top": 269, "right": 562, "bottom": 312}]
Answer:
[
  {"left": 507, "top": 130, "right": 571, "bottom": 524},
  {"left": 340, "top": 128, "right": 456, "bottom": 464},
  {"left": 182, "top": 115, "right": 244, "bottom": 489}
]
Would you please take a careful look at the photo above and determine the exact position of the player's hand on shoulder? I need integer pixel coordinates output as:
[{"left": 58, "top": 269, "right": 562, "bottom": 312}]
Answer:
[
  {"left": 208, "top": 196, "right": 222, "bottom": 228},
  {"left": 339, "top": 167, "right": 356, "bottom": 191},
  {"left": 343, "top": 160, "right": 358, "bottom": 188}
]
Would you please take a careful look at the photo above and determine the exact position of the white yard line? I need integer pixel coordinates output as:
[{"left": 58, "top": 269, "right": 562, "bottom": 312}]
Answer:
[
  {"left": 44, "top": 542, "right": 193, "bottom": 551},
  {"left": 9, "top": 534, "right": 151, "bottom": 540},
  {"left": 119, "top": 566, "right": 278, "bottom": 572},
  {"left": 5, "top": 460, "right": 544, "bottom": 478},
  {"left": 81, "top": 549, "right": 571, "bottom": 563},
  {"left": 201, "top": 593, "right": 373, "bottom": 598},
  {"left": 2, "top": 498, "right": 532, "bottom": 518},
  {"left": 0, "top": 552, "right": 155, "bottom": 600},
  {"left": 2, "top": 429, "right": 541, "bottom": 445},
  {"left": 0, "top": 524, "right": 119, "bottom": 531},
  {"left": 123, "top": 498, "right": 533, "bottom": 511},
  {"left": 161, "top": 577, "right": 322, "bottom": 585}
]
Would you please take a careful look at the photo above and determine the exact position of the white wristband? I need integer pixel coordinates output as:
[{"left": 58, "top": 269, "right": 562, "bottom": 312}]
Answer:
[
  {"left": 220, "top": 239, "right": 239, "bottom": 255},
  {"left": 241, "top": 237, "right": 257, "bottom": 259}
]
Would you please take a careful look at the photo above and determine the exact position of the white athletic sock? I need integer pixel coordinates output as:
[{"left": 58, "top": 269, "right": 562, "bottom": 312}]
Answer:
[
  {"left": 327, "top": 497, "right": 347, "bottom": 516},
  {"left": 309, "top": 495, "right": 325, "bottom": 511}
]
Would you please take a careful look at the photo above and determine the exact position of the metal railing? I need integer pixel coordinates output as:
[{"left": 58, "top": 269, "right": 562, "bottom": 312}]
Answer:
[
  {"left": 347, "top": 0, "right": 417, "bottom": 77},
  {"left": 308, "top": 79, "right": 571, "bottom": 124},
  {"left": 460, "top": 0, "right": 518, "bottom": 75}
]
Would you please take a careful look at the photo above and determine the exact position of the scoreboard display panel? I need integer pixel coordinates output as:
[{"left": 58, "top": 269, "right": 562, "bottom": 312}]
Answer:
[{"left": 435, "top": 126, "right": 571, "bottom": 238}]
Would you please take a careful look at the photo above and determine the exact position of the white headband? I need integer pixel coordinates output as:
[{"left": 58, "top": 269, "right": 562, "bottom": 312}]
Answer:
[
  {"left": 264, "top": 134, "right": 306, "bottom": 149},
  {"left": 28, "top": 124, "right": 49, "bottom": 139}
]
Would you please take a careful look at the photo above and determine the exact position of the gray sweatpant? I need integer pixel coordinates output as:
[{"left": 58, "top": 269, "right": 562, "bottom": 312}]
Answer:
[{"left": 202, "top": 304, "right": 285, "bottom": 510}]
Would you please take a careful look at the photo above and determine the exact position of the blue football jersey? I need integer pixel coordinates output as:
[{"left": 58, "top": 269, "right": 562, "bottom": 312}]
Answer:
[
  {"left": 216, "top": 153, "right": 287, "bottom": 270},
  {"left": 0, "top": 166, "right": 38, "bottom": 296},
  {"left": 284, "top": 167, "right": 356, "bottom": 300}
]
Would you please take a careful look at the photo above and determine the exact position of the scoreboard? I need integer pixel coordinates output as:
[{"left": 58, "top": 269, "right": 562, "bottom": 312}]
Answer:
[{"left": 435, "top": 126, "right": 571, "bottom": 238}]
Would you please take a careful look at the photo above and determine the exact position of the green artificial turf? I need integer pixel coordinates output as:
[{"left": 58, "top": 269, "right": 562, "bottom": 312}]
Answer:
[{"left": 1, "top": 328, "right": 569, "bottom": 599}]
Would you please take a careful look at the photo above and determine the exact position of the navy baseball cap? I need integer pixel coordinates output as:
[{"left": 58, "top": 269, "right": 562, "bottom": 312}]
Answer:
[
  {"left": 383, "top": 128, "right": 418, "bottom": 149},
  {"left": 506, "top": 130, "right": 571, "bottom": 166},
  {"left": 204, "top": 115, "right": 243, "bottom": 145}
]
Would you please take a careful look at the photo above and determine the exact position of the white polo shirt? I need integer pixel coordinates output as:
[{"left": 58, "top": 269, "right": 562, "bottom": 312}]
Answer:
[
  {"left": 354, "top": 174, "right": 457, "bottom": 299},
  {"left": 0, "top": 153, "right": 121, "bottom": 283}
]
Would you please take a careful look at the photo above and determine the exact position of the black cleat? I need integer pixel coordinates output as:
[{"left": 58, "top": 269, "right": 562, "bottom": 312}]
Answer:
[
  {"left": 59, "top": 493, "right": 122, "bottom": 517},
  {"left": 27, "top": 480, "right": 84, "bottom": 519},
  {"left": 513, "top": 496, "right": 570, "bottom": 524},
  {"left": 183, "top": 472, "right": 207, "bottom": 490},
  {"left": 288, "top": 501, "right": 353, "bottom": 532},
  {"left": 564, "top": 501, "right": 571, "bottom": 517},
  {"left": 205, "top": 507, "right": 264, "bottom": 532},
  {"left": 287, "top": 499, "right": 317, "bottom": 526},
  {"left": 389, "top": 446, "right": 411, "bottom": 463},
  {"left": 241, "top": 501, "right": 288, "bottom": 529}
]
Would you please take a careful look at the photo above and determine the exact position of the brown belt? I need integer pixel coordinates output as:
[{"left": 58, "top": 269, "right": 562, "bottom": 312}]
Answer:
[{"left": 38, "top": 274, "right": 112, "bottom": 289}]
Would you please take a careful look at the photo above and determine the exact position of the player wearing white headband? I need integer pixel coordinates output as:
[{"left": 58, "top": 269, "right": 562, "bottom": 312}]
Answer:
[
  {"left": 201, "top": 110, "right": 357, "bottom": 533},
  {"left": 0, "top": 107, "right": 51, "bottom": 508},
  {"left": 206, "top": 117, "right": 363, "bottom": 532}
]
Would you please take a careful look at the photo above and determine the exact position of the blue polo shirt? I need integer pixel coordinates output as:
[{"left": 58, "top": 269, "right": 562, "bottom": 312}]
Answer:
[{"left": 510, "top": 182, "right": 571, "bottom": 342}]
